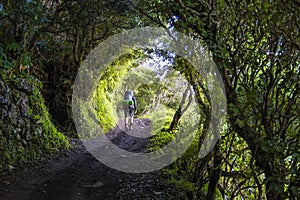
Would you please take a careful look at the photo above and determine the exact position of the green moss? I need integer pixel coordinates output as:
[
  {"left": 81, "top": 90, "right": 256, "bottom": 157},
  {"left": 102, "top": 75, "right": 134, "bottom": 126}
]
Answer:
[
  {"left": 74, "top": 65, "right": 128, "bottom": 136},
  {"left": 169, "top": 176, "right": 197, "bottom": 192},
  {"left": 74, "top": 51, "right": 147, "bottom": 136},
  {"left": 92, "top": 56, "right": 133, "bottom": 133},
  {"left": 28, "top": 86, "right": 70, "bottom": 153},
  {"left": 144, "top": 105, "right": 174, "bottom": 134},
  {"left": 94, "top": 86, "right": 117, "bottom": 133},
  {"left": 0, "top": 80, "right": 69, "bottom": 171}
]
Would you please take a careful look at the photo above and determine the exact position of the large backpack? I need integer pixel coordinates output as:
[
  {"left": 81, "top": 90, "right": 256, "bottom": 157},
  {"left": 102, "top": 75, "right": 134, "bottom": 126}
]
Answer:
[{"left": 123, "top": 90, "right": 134, "bottom": 108}]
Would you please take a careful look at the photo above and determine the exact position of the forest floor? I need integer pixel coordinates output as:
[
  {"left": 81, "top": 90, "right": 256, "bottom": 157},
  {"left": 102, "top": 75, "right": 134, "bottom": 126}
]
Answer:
[{"left": 0, "top": 119, "right": 188, "bottom": 200}]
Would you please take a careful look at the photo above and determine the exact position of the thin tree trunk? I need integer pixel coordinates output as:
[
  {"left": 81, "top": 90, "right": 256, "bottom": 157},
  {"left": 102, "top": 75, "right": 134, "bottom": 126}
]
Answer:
[
  {"left": 206, "top": 141, "right": 222, "bottom": 200},
  {"left": 168, "top": 86, "right": 192, "bottom": 131},
  {"left": 168, "top": 106, "right": 182, "bottom": 131}
]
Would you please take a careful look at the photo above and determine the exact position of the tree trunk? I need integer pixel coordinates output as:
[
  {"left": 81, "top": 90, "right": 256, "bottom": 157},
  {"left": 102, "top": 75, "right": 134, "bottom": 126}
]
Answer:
[
  {"left": 206, "top": 141, "right": 222, "bottom": 200},
  {"left": 168, "top": 106, "right": 182, "bottom": 131},
  {"left": 254, "top": 150, "right": 283, "bottom": 199},
  {"left": 168, "top": 86, "right": 192, "bottom": 132}
]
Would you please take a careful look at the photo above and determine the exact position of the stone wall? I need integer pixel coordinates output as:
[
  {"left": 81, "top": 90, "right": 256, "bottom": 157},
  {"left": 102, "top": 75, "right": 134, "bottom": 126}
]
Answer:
[{"left": 0, "top": 78, "right": 69, "bottom": 171}]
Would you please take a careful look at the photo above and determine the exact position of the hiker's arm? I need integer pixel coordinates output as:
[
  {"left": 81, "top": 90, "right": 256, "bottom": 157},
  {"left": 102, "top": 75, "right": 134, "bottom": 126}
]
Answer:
[{"left": 133, "top": 97, "right": 137, "bottom": 110}]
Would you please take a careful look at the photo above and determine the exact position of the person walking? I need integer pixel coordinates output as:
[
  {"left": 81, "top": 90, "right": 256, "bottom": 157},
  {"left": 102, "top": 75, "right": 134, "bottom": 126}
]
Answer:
[{"left": 123, "top": 90, "right": 137, "bottom": 130}]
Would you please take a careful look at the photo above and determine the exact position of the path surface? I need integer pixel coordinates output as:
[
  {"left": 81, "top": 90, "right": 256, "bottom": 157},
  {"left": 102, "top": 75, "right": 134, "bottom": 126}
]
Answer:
[{"left": 0, "top": 118, "right": 181, "bottom": 200}]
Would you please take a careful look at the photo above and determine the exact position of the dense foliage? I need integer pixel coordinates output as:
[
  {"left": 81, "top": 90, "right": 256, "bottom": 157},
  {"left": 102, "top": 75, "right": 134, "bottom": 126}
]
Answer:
[
  {"left": 93, "top": 53, "right": 142, "bottom": 133},
  {"left": 0, "top": 0, "right": 299, "bottom": 199},
  {"left": 133, "top": 0, "right": 300, "bottom": 199},
  {"left": 0, "top": 1, "right": 71, "bottom": 171}
]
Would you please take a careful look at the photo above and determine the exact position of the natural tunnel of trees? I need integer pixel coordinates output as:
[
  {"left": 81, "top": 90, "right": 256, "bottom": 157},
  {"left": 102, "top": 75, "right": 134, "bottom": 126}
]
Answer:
[{"left": 0, "top": 0, "right": 299, "bottom": 199}]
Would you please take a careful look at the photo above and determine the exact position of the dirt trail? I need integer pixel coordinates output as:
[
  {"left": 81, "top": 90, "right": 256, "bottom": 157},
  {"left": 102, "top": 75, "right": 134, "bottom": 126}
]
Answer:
[{"left": 0, "top": 118, "right": 171, "bottom": 200}]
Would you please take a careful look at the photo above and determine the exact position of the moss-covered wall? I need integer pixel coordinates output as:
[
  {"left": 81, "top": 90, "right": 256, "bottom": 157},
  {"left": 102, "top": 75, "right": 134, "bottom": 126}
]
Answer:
[
  {"left": 0, "top": 78, "right": 69, "bottom": 171},
  {"left": 73, "top": 52, "right": 144, "bottom": 137},
  {"left": 92, "top": 54, "right": 139, "bottom": 133}
]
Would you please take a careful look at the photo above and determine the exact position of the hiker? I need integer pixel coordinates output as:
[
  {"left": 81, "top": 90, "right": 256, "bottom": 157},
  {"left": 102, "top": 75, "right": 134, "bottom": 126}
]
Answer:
[{"left": 123, "top": 90, "right": 137, "bottom": 130}]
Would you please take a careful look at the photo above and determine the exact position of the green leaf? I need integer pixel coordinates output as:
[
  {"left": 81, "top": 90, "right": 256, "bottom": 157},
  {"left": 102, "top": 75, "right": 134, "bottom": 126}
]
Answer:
[
  {"left": 236, "top": 119, "right": 244, "bottom": 128},
  {"left": 229, "top": 103, "right": 239, "bottom": 116},
  {"left": 7, "top": 43, "right": 20, "bottom": 52}
]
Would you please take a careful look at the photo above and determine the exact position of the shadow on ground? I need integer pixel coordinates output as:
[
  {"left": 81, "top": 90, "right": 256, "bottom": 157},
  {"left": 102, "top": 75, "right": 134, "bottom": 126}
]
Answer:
[{"left": 0, "top": 118, "right": 187, "bottom": 200}]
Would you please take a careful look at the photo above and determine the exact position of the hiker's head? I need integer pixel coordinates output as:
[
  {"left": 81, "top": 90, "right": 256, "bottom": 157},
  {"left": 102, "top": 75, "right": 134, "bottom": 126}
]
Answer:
[{"left": 125, "top": 90, "right": 133, "bottom": 96}]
